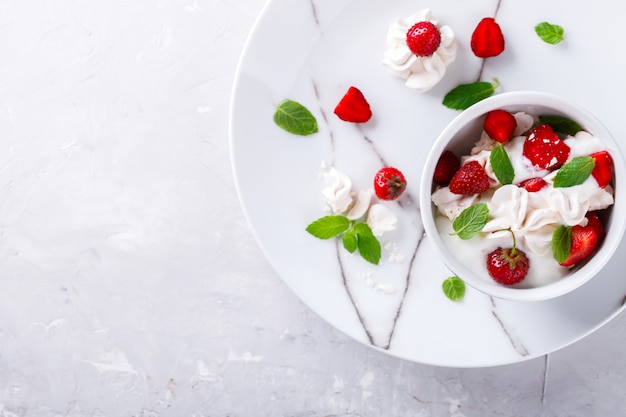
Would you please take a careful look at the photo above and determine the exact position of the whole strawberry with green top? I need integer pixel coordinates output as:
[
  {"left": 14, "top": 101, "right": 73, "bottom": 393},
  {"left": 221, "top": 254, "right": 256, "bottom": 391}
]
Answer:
[{"left": 486, "top": 229, "right": 529, "bottom": 285}]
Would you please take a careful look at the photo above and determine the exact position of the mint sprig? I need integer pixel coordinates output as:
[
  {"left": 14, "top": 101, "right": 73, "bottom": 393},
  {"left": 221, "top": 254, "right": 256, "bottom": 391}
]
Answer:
[
  {"left": 274, "top": 99, "right": 318, "bottom": 136},
  {"left": 306, "top": 216, "right": 381, "bottom": 265},
  {"left": 490, "top": 144, "right": 515, "bottom": 185},
  {"left": 443, "top": 79, "right": 499, "bottom": 110},
  {"left": 554, "top": 156, "right": 595, "bottom": 188},
  {"left": 551, "top": 225, "right": 572, "bottom": 263},
  {"left": 535, "top": 22, "right": 564, "bottom": 45},
  {"left": 442, "top": 276, "right": 466, "bottom": 301},
  {"left": 539, "top": 115, "right": 583, "bottom": 136},
  {"left": 452, "top": 203, "right": 489, "bottom": 240}
]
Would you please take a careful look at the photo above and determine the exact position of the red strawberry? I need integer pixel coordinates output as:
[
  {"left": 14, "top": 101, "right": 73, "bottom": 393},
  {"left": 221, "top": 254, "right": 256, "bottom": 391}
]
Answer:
[
  {"left": 590, "top": 150, "right": 613, "bottom": 188},
  {"left": 585, "top": 211, "right": 604, "bottom": 242},
  {"left": 487, "top": 247, "right": 529, "bottom": 285},
  {"left": 518, "top": 177, "right": 547, "bottom": 192},
  {"left": 483, "top": 109, "right": 517, "bottom": 143},
  {"left": 374, "top": 167, "right": 406, "bottom": 201},
  {"left": 334, "top": 86, "right": 372, "bottom": 123},
  {"left": 449, "top": 160, "right": 490, "bottom": 195},
  {"left": 406, "top": 21, "right": 441, "bottom": 57},
  {"left": 560, "top": 224, "right": 599, "bottom": 267},
  {"left": 522, "top": 124, "right": 571, "bottom": 170},
  {"left": 433, "top": 150, "right": 460, "bottom": 185},
  {"left": 471, "top": 17, "right": 505, "bottom": 58}
]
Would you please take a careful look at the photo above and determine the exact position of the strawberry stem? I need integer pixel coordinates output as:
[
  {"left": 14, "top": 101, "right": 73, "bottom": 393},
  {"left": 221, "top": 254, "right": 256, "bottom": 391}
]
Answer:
[
  {"left": 509, "top": 228, "right": 518, "bottom": 256},
  {"left": 492, "top": 227, "right": 518, "bottom": 255}
]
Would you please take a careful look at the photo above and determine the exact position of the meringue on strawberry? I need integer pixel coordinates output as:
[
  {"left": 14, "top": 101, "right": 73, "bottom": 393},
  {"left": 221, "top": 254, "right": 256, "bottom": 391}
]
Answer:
[
  {"left": 320, "top": 166, "right": 397, "bottom": 231},
  {"left": 382, "top": 9, "right": 457, "bottom": 93}
]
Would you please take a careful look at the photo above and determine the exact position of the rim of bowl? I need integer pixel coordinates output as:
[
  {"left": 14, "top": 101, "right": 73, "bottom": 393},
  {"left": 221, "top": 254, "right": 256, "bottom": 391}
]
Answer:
[{"left": 419, "top": 91, "right": 626, "bottom": 302}]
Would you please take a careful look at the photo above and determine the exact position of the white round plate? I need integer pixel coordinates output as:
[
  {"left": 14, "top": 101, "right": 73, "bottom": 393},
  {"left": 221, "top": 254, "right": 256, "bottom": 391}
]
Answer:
[{"left": 230, "top": 0, "right": 626, "bottom": 367}]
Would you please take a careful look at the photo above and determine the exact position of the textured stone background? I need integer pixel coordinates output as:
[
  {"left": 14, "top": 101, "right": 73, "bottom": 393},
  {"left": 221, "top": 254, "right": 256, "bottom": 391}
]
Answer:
[{"left": 0, "top": 1, "right": 625, "bottom": 416}]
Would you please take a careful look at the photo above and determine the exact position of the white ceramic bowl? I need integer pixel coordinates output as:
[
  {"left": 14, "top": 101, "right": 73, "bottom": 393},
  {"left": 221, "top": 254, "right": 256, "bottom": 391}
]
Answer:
[{"left": 420, "top": 91, "right": 626, "bottom": 302}]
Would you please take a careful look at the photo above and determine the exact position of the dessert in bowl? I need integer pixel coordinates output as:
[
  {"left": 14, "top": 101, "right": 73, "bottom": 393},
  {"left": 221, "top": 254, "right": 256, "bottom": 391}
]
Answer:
[{"left": 419, "top": 91, "right": 626, "bottom": 302}]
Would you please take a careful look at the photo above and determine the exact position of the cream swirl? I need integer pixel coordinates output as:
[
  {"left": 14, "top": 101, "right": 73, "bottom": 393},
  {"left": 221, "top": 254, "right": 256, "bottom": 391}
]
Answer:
[
  {"left": 321, "top": 167, "right": 353, "bottom": 214},
  {"left": 382, "top": 9, "right": 457, "bottom": 92},
  {"left": 482, "top": 181, "right": 613, "bottom": 257},
  {"left": 482, "top": 185, "right": 560, "bottom": 256}
]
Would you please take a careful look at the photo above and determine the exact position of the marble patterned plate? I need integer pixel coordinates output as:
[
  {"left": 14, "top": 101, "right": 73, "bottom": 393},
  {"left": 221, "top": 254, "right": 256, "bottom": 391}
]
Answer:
[{"left": 229, "top": 0, "right": 626, "bottom": 367}]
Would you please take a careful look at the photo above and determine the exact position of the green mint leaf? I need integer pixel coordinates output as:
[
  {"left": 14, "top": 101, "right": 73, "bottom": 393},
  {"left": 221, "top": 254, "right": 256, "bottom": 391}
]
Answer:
[
  {"left": 307, "top": 218, "right": 382, "bottom": 265},
  {"left": 274, "top": 99, "right": 318, "bottom": 136},
  {"left": 452, "top": 203, "right": 489, "bottom": 240},
  {"left": 342, "top": 228, "right": 358, "bottom": 253},
  {"left": 554, "top": 156, "right": 595, "bottom": 188},
  {"left": 354, "top": 223, "right": 381, "bottom": 265},
  {"left": 490, "top": 144, "right": 515, "bottom": 185},
  {"left": 353, "top": 222, "right": 374, "bottom": 236},
  {"left": 442, "top": 276, "right": 466, "bottom": 301},
  {"left": 442, "top": 79, "right": 499, "bottom": 110},
  {"left": 552, "top": 225, "right": 572, "bottom": 263},
  {"left": 535, "top": 22, "right": 564, "bottom": 45},
  {"left": 306, "top": 215, "right": 350, "bottom": 239},
  {"left": 539, "top": 115, "right": 583, "bottom": 136}
]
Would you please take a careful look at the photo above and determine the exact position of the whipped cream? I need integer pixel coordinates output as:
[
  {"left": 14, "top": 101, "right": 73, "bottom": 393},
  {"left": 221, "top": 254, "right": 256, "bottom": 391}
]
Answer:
[
  {"left": 382, "top": 9, "right": 457, "bottom": 92},
  {"left": 431, "top": 113, "right": 615, "bottom": 287}
]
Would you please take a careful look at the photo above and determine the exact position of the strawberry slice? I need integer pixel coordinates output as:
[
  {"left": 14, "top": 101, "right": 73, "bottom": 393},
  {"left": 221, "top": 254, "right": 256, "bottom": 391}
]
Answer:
[
  {"left": 449, "top": 160, "right": 490, "bottom": 195},
  {"left": 585, "top": 211, "right": 605, "bottom": 242},
  {"left": 471, "top": 17, "right": 505, "bottom": 58},
  {"left": 433, "top": 150, "right": 460, "bottom": 185},
  {"left": 518, "top": 177, "right": 547, "bottom": 192},
  {"left": 590, "top": 150, "right": 613, "bottom": 188},
  {"left": 559, "top": 224, "right": 599, "bottom": 267},
  {"left": 522, "top": 124, "right": 571, "bottom": 170},
  {"left": 334, "top": 86, "right": 372, "bottom": 123},
  {"left": 483, "top": 109, "right": 517, "bottom": 143}
]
